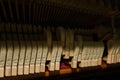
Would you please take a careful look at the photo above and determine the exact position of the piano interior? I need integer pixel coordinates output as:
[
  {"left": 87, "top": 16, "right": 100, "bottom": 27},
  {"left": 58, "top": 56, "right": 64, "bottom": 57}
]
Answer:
[{"left": 0, "top": 0, "right": 120, "bottom": 80}]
